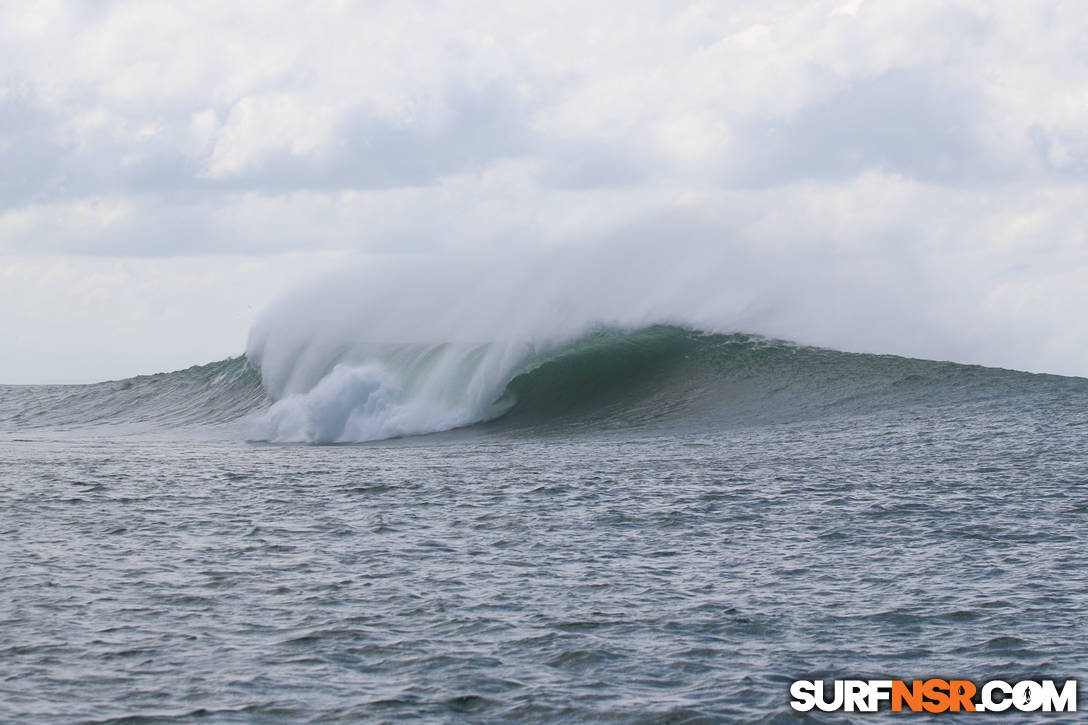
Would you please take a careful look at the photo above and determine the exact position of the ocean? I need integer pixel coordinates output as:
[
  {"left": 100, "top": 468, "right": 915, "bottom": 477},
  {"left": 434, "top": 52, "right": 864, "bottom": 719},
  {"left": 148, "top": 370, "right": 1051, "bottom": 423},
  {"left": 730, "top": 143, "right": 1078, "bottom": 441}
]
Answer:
[{"left": 2, "top": 326, "right": 1086, "bottom": 723}]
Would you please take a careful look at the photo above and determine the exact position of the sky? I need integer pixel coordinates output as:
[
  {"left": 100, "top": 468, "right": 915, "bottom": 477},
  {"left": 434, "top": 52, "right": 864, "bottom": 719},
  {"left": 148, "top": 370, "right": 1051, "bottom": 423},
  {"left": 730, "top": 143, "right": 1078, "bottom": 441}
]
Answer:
[{"left": 1, "top": 0, "right": 1087, "bottom": 383}]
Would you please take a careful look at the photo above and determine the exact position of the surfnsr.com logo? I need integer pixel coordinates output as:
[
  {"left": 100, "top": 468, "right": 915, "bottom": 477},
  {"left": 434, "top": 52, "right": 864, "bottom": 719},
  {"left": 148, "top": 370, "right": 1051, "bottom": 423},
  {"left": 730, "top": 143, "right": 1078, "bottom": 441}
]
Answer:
[{"left": 790, "top": 679, "right": 1077, "bottom": 713}]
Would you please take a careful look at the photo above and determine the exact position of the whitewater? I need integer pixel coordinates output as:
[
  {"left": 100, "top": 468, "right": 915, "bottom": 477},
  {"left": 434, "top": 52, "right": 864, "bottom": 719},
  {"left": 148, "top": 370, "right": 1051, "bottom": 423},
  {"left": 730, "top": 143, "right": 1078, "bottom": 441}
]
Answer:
[{"left": 3, "top": 250, "right": 1087, "bottom": 723}]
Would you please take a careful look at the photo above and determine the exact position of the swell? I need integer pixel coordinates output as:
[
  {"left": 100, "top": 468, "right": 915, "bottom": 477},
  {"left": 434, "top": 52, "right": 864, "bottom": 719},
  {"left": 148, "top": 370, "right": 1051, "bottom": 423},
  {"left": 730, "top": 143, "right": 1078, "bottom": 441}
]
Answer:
[
  {"left": 0, "top": 357, "right": 267, "bottom": 434},
  {"left": 3, "top": 326, "right": 1084, "bottom": 440}
]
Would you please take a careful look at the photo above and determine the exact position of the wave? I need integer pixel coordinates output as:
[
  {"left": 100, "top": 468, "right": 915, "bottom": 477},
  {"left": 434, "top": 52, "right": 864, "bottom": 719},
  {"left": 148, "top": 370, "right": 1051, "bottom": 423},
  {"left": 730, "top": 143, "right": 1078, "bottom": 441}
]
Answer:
[
  {"left": 0, "top": 357, "right": 266, "bottom": 435},
  {"left": 4, "top": 325, "right": 1084, "bottom": 441},
  {"left": 246, "top": 324, "right": 1081, "bottom": 443}
]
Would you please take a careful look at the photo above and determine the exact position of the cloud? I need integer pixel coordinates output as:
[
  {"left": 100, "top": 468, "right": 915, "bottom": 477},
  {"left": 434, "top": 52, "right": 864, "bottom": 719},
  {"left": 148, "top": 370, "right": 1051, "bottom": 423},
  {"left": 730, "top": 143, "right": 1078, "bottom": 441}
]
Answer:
[
  {"left": 724, "top": 69, "right": 994, "bottom": 186},
  {"left": 3, "top": 0, "right": 1084, "bottom": 222},
  {"left": 0, "top": 1, "right": 1087, "bottom": 380}
]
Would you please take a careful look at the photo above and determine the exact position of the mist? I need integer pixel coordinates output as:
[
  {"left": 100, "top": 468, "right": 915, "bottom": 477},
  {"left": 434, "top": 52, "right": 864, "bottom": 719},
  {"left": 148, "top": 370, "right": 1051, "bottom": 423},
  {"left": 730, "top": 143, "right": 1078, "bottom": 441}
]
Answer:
[{"left": 243, "top": 216, "right": 1086, "bottom": 442}]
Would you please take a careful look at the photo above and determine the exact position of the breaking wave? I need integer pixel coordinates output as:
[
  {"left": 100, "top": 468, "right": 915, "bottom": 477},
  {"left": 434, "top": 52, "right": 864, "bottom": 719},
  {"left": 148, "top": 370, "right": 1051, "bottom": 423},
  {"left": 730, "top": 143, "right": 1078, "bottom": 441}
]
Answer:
[
  {"left": 3, "top": 325, "right": 1084, "bottom": 442},
  {"left": 249, "top": 324, "right": 1088, "bottom": 443}
]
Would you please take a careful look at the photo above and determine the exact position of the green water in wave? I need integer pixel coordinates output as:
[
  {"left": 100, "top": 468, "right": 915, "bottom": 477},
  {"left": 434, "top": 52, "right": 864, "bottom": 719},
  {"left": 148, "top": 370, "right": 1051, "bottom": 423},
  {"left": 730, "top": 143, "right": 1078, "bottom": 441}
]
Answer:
[
  {"left": 3, "top": 325, "right": 1084, "bottom": 436},
  {"left": 486, "top": 325, "right": 1078, "bottom": 434},
  {"left": 0, "top": 357, "right": 266, "bottom": 432}
]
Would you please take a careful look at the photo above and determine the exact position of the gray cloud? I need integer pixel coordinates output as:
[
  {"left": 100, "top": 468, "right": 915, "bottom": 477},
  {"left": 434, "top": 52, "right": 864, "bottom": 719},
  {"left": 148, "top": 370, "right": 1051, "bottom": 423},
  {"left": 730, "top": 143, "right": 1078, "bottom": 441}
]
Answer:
[
  {"left": 229, "top": 84, "right": 535, "bottom": 192},
  {"left": 0, "top": 94, "right": 71, "bottom": 207},
  {"left": 0, "top": 85, "right": 535, "bottom": 209},
  {"left": 724, "top": 69, "right": 998, "bottom": 187}
]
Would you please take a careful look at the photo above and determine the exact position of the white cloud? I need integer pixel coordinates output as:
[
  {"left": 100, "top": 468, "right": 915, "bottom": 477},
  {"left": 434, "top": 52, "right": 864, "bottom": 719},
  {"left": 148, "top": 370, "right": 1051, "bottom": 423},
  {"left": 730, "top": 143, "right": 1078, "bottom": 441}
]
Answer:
[
  {"left": 0, "top": 1, "right": 1087, "bottom": 380},
  {"left": 207, "top": 94, "right": 339, "bottom": 177}
]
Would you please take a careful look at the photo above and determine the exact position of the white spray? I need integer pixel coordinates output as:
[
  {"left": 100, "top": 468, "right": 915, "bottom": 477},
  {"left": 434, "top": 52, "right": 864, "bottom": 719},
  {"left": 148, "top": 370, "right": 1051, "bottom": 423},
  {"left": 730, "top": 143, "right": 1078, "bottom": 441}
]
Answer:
[{"left": 246, "top": 232, "right": 1087, "bottom": 443}]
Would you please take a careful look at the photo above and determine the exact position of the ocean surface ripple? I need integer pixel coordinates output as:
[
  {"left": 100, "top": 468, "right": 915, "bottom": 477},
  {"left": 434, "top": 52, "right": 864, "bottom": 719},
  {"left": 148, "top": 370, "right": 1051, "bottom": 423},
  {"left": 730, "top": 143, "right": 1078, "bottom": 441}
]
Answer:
[{"left": 2, "top": 328, "right": 1087, "bottom": 722}]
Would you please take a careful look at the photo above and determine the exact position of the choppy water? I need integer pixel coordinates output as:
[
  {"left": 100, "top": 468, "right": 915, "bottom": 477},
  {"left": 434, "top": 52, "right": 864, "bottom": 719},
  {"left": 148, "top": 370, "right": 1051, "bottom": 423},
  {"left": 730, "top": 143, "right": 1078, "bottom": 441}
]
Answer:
[{"left": 2, "top": 329, "right": 1087, "bottom": 722}]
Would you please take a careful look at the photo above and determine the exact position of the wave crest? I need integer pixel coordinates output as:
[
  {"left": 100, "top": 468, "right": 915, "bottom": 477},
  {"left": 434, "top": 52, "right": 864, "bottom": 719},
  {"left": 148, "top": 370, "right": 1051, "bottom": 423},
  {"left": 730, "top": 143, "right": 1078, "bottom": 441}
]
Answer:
[
  {"left": 6, "top": 326, "right": 1081, "bottom": 440},
  {"left": 244, "top": 324, "right": 1058, "bottom": 444}
]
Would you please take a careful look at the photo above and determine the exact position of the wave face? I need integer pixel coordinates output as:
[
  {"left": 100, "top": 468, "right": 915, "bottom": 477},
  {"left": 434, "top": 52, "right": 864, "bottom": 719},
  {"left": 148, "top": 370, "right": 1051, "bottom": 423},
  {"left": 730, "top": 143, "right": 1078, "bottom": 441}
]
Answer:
[
  {"left": 4, "top": 326, "right": 1084, "bottom": 441},
  {"left": 0, "top": 357, "right": 266, "bottom": 435}
]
